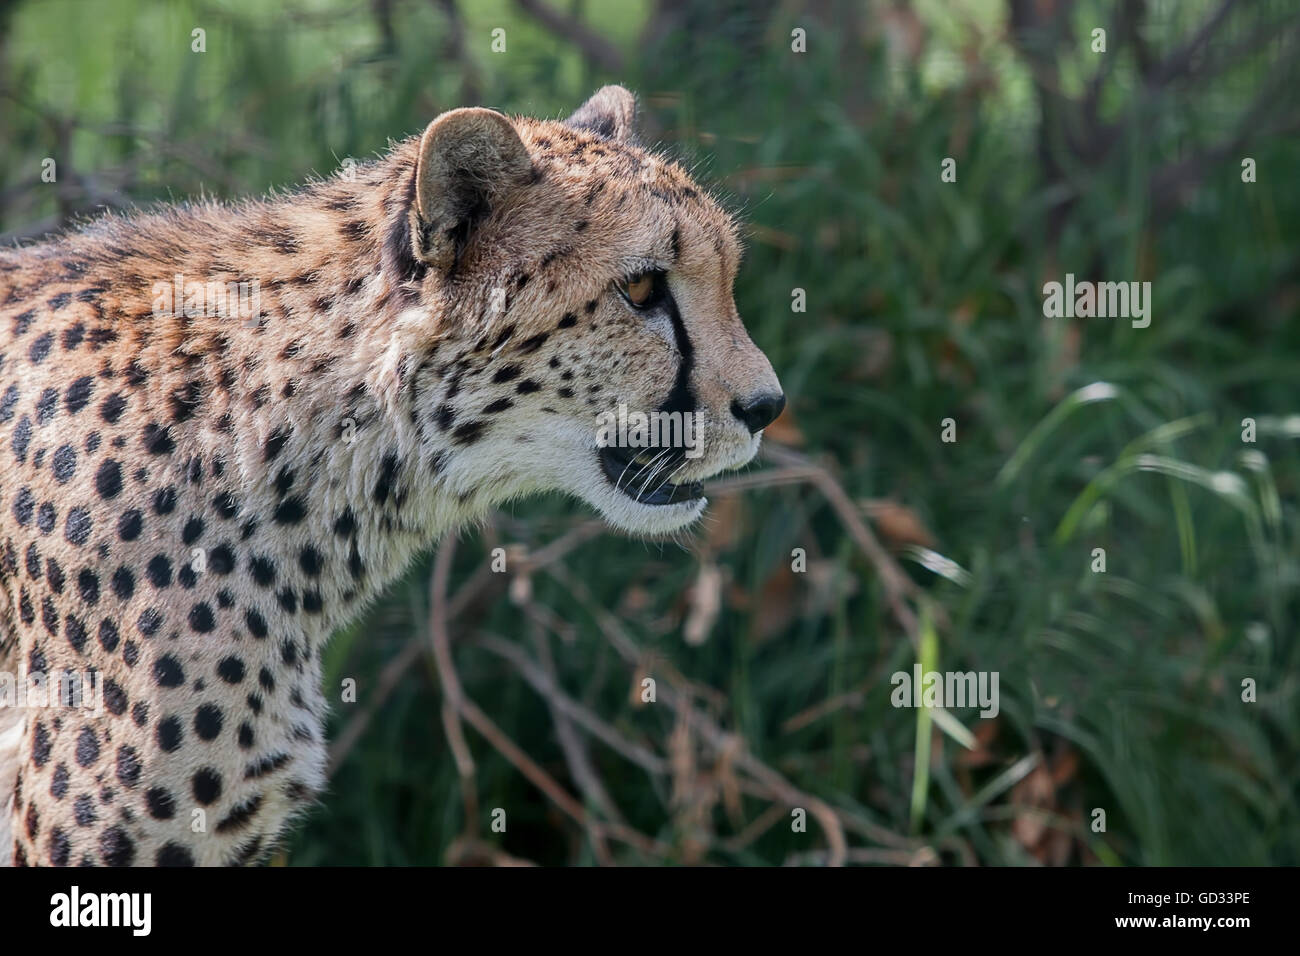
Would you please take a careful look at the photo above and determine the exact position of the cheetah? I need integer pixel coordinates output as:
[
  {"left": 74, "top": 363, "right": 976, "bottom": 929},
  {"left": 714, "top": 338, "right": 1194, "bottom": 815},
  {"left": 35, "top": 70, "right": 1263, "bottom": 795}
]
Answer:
[{"left": 0, "top": 86, "right": 784, "bottom": 866}]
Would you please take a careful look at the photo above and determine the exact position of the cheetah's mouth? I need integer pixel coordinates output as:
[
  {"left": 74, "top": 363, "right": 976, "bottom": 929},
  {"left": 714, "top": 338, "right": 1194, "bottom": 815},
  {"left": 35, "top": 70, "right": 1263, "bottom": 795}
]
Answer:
[{"left": 598, "top": 445, "right": 704, "bottom": 506}]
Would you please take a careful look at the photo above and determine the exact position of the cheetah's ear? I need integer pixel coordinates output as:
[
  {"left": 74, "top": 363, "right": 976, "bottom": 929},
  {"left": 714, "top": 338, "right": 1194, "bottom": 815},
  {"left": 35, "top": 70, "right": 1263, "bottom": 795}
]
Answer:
[
  {"left": 565, "top": 85, "right": 638, "bottom": 143},
  {"left": 410, "top": 107, "right": 533, "bottom": 273}
]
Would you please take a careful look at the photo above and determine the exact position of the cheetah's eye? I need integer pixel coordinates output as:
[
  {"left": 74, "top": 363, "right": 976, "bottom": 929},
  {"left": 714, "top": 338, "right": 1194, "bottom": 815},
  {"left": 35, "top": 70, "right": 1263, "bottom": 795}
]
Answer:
[{"left": 614, "top": 270, "right": 663, "bottom": 310}]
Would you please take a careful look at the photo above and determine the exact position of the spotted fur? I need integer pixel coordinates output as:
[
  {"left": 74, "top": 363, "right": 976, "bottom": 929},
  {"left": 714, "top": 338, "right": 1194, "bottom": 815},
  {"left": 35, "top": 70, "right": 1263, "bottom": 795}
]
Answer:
[{"left": 0, "top": 87, "right": 782, "bottom": 865}]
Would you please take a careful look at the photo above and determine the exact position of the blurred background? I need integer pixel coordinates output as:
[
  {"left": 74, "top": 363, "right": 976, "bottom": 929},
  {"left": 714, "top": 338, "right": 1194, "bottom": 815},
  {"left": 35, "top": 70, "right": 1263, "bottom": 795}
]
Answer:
[{"left": 2, "top": 0, "right": 1298, "bottom": 865}]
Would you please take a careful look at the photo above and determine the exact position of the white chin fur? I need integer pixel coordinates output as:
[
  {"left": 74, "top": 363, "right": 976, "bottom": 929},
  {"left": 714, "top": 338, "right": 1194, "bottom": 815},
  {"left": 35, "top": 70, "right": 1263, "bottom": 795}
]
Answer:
[
  {"left": 594, "top": 491, "right": 708, "bottom": 535},
  {"left": 562, "top": 456, "right": 708, "bottom": 535},
  {"left": 568, "top": 436, "right": 759, "bottom": 536}
]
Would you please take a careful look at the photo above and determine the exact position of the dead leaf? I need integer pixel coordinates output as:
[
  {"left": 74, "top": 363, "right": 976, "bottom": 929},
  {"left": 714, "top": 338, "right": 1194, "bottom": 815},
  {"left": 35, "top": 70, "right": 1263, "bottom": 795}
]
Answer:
[
  {"left": 683, "top": 561, "right": 722, "bottom": 646},
  {"left": 863, "top": 499, "right": 937, "bottom": 549},
  {"left": 1010, "top": 762, "right": 1056, "bottom": 851}
]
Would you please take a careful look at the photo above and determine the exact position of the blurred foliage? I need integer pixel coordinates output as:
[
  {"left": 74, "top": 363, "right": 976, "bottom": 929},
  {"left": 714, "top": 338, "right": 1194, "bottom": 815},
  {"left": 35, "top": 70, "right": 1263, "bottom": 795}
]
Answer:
[{"left": 2, "top": 0, "right": 1298, "bottom": 865}]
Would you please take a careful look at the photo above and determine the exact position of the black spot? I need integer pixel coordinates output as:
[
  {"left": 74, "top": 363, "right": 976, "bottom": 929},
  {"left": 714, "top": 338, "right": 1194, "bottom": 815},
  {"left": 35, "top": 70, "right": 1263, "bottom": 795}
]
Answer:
[
  {"left": 100, "top": 392, "right": 126, "bottom": 423},
  {"left": 117, "top": 509, "right": 142, "bottom": 540},
  {"left": 12, "top": 487, "right": 34, "bottom": 526},
  {"left": 299, "top": 546, "right": 322, "bottom": 576},
  {"left": 24, "top": 542, "right": 41, "bottom": 578},
  {"left": 276, "top": 588, "right": 297, "bottom": 614},
  {"left": 156, "top": 716, "right": 183, "bottom": 752},
  {"left": 153, "top": 654, "right": 184, "bottom": 688},
  {"left": 452, "top": 420, "right": 486, "bottom": 444},
  {"left": 111, "top": 566, "right": 135, "bottom": 600},
  {"left": 28, "top": 332, "right": 53, "bottom": 363},
  {"left": 189, "top": 602, "right": 216, "bottom": 633},
  {"left": 116, "top": 745, "right": 142, "bottom": 788},
  {"left": 348, "top": 542, "right": 364, "bottom": 580},
  {"left": 49, "top": 828, "right": 71, "bottom": 866},
  {"left": 41, "top": 596, "right": 59, "bottom": 635},
  {"left": 245, "top": 752, "right": 292, "bottom": 779},
  {"left": 137, "top": 607, "right": 163, "bottom": 637},
  {"left": 73, "top": 794, "right": 97, "bottom": 826},
  {"left": 302, "top": 590, "right": 323, "bottom": 614},
  {"left": 516, "top": 379, "right": 542, "bottom": 394},
  {"left": 0, "top": 385, "right": 18, "bottom": 422},
  {"left": 258, "top": 667, "right": 275, "bottom": 692},
  {"left": 99, "top": 825, "right": 135, "bottom": 866},
  {"left": 373, "top": 453, "right": 400, "bottom": 505},
  {"left": 209, "top": 543, "right": 235, "bottom": 574},
  {"left": 273, "top": 466, "right": 294, "bottom": 496},
  {"left": 95, "top": 459, "right": 123, "bottom": 498},
  {"left": 145, "top": 786, "right": 176, "bottom": 819},
  {"left": 146, "top": 555, "right": 172, "bottom": 588},
  {"left": 483, "top": 398, "right": 513, "bottom": 414},
  {"left": 75, "top": 726, "right": 100, "bottom": 767},
  {"left": 12, "top": 415, "right": 32, "bottom": 461},
  {"left": 77, "top": 568, "right": 99, "bottom": 604},
  {"left": 37, "top": 502, "right": 56, "bottom": 534},
  {"left": 237, "top": 722, "right": 254, "bottom": 748},
  {"left": 194, "top": 703, "right": 223, "bottom": 741},
  {"left": 98, "top": 619, "right": 120, "bottom": 653},
  {"left": 50, "top": 763, "right": 69, "bottom": 799},
  {"left": 51, "top": 444, "right": 76, "bottom": 482},
  {"left": 264, "top": 426, "right": 290, "bottom": 462},
  {"left": 64, "top": 508, "right": 92, "bottom": 545},
  {"left": 65, "top": 376, "right": 94, "bottom": 414},
  {"left": 249, "top": 556, "right": 275, "bottom": 587},
  {"left": 214, "top": 491, "right": 240, "bottom": 519},
  {"left": 272, "top": 497, "right": 307, "bottom": 525},
  {"left": 122, "top": 640, "right": 139, "bottom": 667},
  {"left": 216, "top": 794, "right": 263, "bottom": 833},
  {"left": 558, "top": 312, "right": 578, "bottom": 328},
  {"left": 102, "top": 678, "right": 127, "bottom": 715},
  {"left": 142, "top": 422, "right": 175, "bottom": 455},
  {"left": 169, "top": 380, "right": 203, "bottom": 422},
  {"left": 245, "top": 608, "right": 268, "bottom": 638},
  {"left": 32, "top": 721, "right": 51, "bottom": 767},
  {"left": 192, "top": 768, "right": 222, "bottom": 805},
  {"left": 156, "top": 843, "right": 194, "bottom": 866},
  {"left": 217, "top": 656, "right": 245, "bottom": 684},
  {"left": 493, "top": 364, "right": 522, "bottom": 383},
  {"left": 518, "top": 332, "right": 549, "bottom": 353},
  {"left": 333, "top": 509, "right": 356, "bottom": 537},
  {"left": 153, "top": 486, "right": 177, "bottom": 515},
  {"left": 182, "top": 516, "right": 205, "bottom": 544},
  {"left": 64, "top": 614, "right": 88, "bottom": 653}
]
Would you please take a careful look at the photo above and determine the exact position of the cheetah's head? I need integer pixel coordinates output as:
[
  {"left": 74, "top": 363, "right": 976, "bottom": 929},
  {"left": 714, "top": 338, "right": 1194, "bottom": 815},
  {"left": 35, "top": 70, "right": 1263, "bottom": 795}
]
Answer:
[{"left": 392, "top": 87, "right": 783, "bottom": 536}]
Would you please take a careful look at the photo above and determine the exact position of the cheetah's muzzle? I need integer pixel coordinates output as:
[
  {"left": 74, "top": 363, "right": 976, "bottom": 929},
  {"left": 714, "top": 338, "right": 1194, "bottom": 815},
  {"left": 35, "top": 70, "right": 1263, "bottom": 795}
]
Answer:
[{"left": 598, "top": 446, "right": 704, "bottom": 506}]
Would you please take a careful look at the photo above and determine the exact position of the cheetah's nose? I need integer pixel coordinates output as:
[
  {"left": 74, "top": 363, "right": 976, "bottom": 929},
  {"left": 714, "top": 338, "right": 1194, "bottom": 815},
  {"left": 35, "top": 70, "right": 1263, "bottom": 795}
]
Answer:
[{"left": 730, "top": 392, "right": 786, "bottom": 434}]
